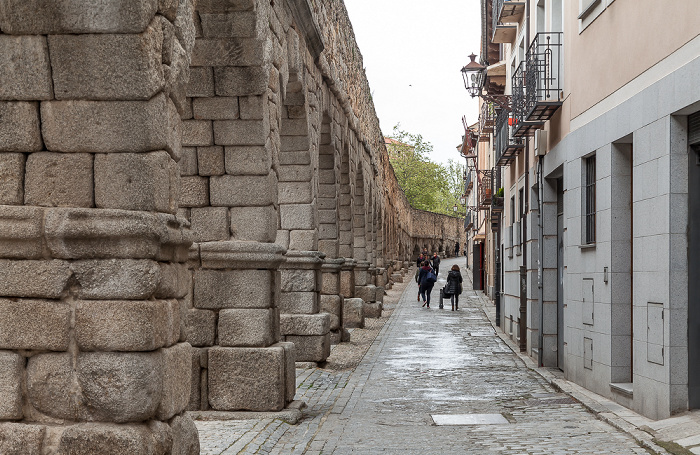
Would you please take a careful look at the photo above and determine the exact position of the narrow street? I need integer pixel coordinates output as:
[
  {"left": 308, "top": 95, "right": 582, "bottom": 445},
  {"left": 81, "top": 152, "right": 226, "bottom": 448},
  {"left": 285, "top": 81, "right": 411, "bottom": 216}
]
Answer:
[{"left": 196, "top": 257, "right": 651, "bottom": 454}]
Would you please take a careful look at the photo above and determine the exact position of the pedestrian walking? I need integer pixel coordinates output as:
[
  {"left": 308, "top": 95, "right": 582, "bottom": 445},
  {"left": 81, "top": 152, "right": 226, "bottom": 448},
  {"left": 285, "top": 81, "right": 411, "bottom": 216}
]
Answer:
[
  {"left": 418, "top": 261, "right": 436, "bottom": 308},
  {"left": 454, "top": 242, "right": 460, "bottom": 256},
  {"left": 416, "top": 253, "right": 424, "bottom": 268},
  {"left": 444, "top": 264, "right": 463, "bottom": 311},
  {"left": 430, "top": 252, "right": 440, "bottom": 276}
]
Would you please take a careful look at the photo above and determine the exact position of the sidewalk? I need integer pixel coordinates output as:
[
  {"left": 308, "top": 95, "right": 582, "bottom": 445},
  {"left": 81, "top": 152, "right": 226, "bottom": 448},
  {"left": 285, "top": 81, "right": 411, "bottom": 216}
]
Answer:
[{"left": 471, "top": 286, "right": 700, "bottom": 455}]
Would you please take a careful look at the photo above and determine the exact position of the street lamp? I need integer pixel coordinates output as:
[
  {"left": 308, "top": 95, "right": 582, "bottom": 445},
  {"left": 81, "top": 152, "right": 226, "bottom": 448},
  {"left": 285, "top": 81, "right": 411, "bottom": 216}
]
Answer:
[
  {"left": 460, "top": 53, "right": 510, "bottom": 110},
  {"left": 460, "top": 53, "right": 486, "bottom": 98},
  {"left": 453, "top": 204, "right": 458, "bottom": 213}
]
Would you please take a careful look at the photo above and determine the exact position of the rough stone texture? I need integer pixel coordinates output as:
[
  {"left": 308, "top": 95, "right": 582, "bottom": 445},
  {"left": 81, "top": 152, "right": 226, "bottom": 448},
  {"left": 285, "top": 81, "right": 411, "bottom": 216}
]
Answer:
[
  {"left": 208, "top": 346, "right": 285, "bottom": 411},
  {"left": 0, "top": 352, "right": 23, "bottom": 420},
  {"left": 94, "top": 151, "right": 178, "bottom": 213},
  {"left": 182, "top": 120, "right": 213, "bottom": 146},
  {"left": 24, "top": 152, "right": 94, "bottom": 208},
  {"left": 280, "top": 269, "right": 316, "bottom": 292},
  {"left": 0, "top": 259, "right": 71, "bottom": 298},
  {"left": 279, "top": 291, "right": 317, "bottom": 314},
  {"left": 285, "top": 334, "right": 330, "bottom": 363},
  {"left": 27, "top": 351, "right": 162, "bottom": 423},
  {"left": 41, "top": 93, "right": 179, "bottom": 154},
  {"left": 180, "top": 176, "right": 209, "bottom": 207},
  {"left": 214, "top": 67, "right": 268, "bottom": 96},
  {"left": 280, "top": 313, "right": 330, "bottom": 336},
  {"left": 0, "top": 102, "right": 42, "bottom": 152},
  {"left": 230, "top": 205, "right": 277, "bottom": 242},
  {"left": 364, "top": 302, "right": 383, "bottom": 319},
  {"left": 56, "top": 423, "right": 163, "bottom": 455},
  {"left": 0, "top": 153, "right": 24, "bottom": 205},
  {"left": 320, "top": 295, "right": 342, "bottom": 331},
  {"left": 193, "top": 97, "right": 239, "bottom": 120},
  {"left": 0, "top": 0, "right": 159, "bottom": 34},
  {"left": 197, "top": 146, "right": 225, "bottom": 176},
  {"left": 75, "top": 300, "right": 176, "bottom": 351},
  {"left": 321, "top": 271, "right": 340, "bottom": 295},
  {"left": 210, "top": 174, "right": 277, "bottom": 206},
  {"left": 0, "top": 299, "right": 70, "bottom": 350},
  {"left": 343, "top": 297, "right": 365, "bottom": 329},
  {"left": 194, "top": 269, "right": 272, "bottom": 309},
  {"left": 225, "top": 145, "right": 271, "bottom": 175},
  {"left": 190, "top": 207, "right": 229, "bottom": 241},
  {"left": 186, "top": 67, "right": 215, "bottom": 97},
  {"left": 218, "top": 309, "right": 275, "bottom": 347},
  {"left": 171, "top": 414, "right": 200, "bottom": 455},
  {"left": 155, "top": 263, "right": 190, "bottom": 299},
  {"left": 70, "top": 259, "right": 160, "bottom": 300},
  {"left": 354, "top": 285, "right": 376, "bottom": 304},
  {"left": 0, "top": 422, "right": 45, "bottom": 455},
  {"left": 0, "top": 206, "right": 44, "bottom": 259},
  {"left": 185, "top": 309, "right": 216, "bottom": 347},
  {"left": 179, "top": 147, "right": 198, "bottom": 175},
  {"left": 0, "top": 35, "right": 53, "bottom": 100},
  {"left": 48, "top": 22, "right": 164, "bottom": 100},
  {"left": 157, "top": 343, "right": 192, "bottom": 420}
]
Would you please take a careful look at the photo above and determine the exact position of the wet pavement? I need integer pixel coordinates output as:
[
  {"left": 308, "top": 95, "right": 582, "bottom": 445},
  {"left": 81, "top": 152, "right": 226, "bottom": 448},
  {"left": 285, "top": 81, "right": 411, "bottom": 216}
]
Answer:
[{"left": 196, "top": 257, "right": 656, "bottom": 454}]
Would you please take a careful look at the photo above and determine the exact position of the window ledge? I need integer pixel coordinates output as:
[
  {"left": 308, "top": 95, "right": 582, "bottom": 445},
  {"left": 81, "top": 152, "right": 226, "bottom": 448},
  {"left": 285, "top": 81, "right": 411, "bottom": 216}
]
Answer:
[
  {"left": 610, "top": 382, "right": 633, "bottom": 398},
  {"left": 579, "top": 243, "right": 596, "bottom": 250},
  {"left": 578, "top": 0, "right": 601, "bottom": 20}
]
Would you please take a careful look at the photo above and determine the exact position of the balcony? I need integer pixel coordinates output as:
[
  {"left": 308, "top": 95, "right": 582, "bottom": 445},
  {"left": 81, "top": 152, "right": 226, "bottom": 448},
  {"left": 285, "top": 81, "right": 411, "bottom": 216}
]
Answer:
[
  {"left": 512, "top": 32, "right": 564, "bottom": 137},
  {"left": 465, "top": 169, "right": 473, "bottom": 195},
  {"left": 478, "top": 169, "right": 494, "bottom": 210},
  {"left": 465, "top": 212, "right": 474, "bottom": 230},
  {"left": 494, "top": 108, "right": 524, "bottom": 166},
  {"left": 492, "top": 0, "right": 525, "bottom": 43},
  {"left": 478, "top": 101, "right": 496, "bottom": 142}
]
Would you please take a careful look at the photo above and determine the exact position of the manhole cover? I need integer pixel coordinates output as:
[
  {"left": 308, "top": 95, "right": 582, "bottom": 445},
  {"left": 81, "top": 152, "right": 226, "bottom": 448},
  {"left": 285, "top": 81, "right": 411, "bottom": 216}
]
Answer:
[{"left": 431, "top": 414, "right": 510, "bottom": 425}]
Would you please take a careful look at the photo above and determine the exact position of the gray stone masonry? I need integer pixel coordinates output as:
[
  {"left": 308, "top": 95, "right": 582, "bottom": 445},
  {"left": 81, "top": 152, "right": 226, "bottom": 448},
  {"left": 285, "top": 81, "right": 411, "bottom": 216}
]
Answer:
[{"left": 0, "top": 1, "right": 199, "bottom": 453}]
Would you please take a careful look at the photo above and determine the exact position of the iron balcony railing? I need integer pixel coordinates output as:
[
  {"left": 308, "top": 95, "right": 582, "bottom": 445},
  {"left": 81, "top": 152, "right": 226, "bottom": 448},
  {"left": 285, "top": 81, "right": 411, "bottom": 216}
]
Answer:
[
  {"left": 525, "top": 32, "right": 563, "bottom": 119},
  {"left": 494, "top": 108, "right": 523, "bottom": 166},
  {"left": 512, "top": 32, "right": 563, "bottom": 136},
  {"left": 478, "top": 101, "right": 496, "bottom": 141},
  {"left": 478, "top": 169, "right": 494, "bottom": 210},
  {"left": 465, "top": 169, "right": 473, "bottom": 195}
]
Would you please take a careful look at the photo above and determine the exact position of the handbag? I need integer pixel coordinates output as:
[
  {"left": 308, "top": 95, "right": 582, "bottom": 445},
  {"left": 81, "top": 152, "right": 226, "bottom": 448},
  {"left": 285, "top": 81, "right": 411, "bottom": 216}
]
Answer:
[{"left": 426, "top": 271, "right": 437, "bottom": 283}]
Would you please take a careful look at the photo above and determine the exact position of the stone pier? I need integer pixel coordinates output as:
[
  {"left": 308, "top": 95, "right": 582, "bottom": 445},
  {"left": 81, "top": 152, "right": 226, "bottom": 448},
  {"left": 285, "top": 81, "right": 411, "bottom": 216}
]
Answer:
[{"left": 0, "top": 0, "right": 199, "bottom": 452}]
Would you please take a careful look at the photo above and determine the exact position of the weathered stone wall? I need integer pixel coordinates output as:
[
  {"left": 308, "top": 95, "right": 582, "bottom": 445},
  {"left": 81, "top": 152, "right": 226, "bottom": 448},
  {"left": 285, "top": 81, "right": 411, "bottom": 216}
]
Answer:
[
  {"left": 0, "top": 0, "right": 463, "bottom": 451},
  {"left": 0, "top": 0, "right": 199, "bottom": 453}
]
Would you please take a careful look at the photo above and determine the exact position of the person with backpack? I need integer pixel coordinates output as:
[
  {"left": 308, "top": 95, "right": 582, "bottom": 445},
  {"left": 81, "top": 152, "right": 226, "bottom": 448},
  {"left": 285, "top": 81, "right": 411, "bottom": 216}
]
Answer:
[
  {"left": 444, "top": 264, "right": 464, "bottom": 311},
  {"left": 430, "top": 252, "right": 441, "bottom": 276},
  {"left": 418, "top": 260, "right": 436, "bottom": 308}
]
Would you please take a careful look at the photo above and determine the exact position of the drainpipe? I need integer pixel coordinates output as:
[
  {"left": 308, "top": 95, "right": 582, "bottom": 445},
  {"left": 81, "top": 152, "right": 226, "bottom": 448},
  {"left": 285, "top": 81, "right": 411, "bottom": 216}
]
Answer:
[
  {"left": 520, "top": 0, "right": 531, "bottom": 353},
  {"left": 537, "top": 156, "right": 545, "bottom": 367}
]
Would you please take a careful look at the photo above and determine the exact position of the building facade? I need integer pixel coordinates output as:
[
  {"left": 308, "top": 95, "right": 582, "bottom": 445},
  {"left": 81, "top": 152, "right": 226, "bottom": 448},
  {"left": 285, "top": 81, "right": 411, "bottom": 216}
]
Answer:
[{"left": 473, "top": 0, "right": 700, "bottom": 419}]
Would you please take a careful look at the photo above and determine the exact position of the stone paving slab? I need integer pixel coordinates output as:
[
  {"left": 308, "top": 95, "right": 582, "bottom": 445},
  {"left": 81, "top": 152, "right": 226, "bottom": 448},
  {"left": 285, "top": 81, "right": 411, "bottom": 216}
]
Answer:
[{"left": 195, "top": 257, "right": 667, "bottom": 454}]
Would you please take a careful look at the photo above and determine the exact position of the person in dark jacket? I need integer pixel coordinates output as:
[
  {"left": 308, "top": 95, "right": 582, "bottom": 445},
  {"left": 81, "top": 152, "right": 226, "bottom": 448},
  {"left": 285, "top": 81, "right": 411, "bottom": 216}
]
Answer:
[
  {"left": 454, "top": 242, "right": 460, "bottom": 256},
  {"left": 445, "top": 264, "right": 463, "bottom": 311},
  {"left": 430, "top": 253, "right": 441, "bottom": 276},
  {"left": 418, "top": 261, "right": 435, "bottom": 308},
  {"left": 416, "top": 254, "right": 425, "bottom": 268}
]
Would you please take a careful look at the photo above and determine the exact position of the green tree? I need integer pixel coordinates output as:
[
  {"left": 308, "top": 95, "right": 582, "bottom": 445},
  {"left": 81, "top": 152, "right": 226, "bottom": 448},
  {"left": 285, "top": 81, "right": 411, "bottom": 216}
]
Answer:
[{"left": 386, "top": 126, "right": 464, "bottom": 216}]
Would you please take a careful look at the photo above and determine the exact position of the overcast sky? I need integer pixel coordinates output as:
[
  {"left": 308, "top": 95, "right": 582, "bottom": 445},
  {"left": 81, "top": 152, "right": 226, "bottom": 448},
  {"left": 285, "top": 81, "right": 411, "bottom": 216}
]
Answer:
[{"left": 344, "top": 0, "right": 482, "bottom": 165}]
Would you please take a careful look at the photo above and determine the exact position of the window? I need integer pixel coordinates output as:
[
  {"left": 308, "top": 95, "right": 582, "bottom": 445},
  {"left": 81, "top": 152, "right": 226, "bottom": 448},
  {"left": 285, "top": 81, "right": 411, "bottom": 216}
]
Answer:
[{"left": 584, "top": 155, "right": 596, "bottom": 244}]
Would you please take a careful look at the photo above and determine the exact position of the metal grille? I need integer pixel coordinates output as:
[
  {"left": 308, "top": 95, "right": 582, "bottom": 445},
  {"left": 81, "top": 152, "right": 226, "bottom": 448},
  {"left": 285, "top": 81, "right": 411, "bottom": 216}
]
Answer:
[
  {"left": 690, "top": 111, "right": 700, "bottom": 146},
  {"left": 585, "top": 155, "right": 596, "bottom": 244}
]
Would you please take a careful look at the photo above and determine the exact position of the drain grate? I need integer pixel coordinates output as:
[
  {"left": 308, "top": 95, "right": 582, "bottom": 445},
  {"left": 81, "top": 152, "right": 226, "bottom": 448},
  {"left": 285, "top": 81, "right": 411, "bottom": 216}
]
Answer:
[{"left": 431, "top": 414, "right": 510, "bottom": 425}]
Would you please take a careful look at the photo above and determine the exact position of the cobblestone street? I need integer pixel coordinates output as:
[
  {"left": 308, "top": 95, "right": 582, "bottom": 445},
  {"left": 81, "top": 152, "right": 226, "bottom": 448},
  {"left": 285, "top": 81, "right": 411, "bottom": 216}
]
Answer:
[{"left": 196, "top": 258, "right": 654, "bottom": 454}]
